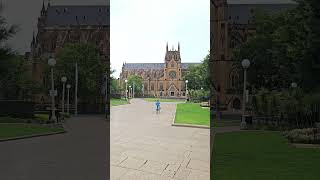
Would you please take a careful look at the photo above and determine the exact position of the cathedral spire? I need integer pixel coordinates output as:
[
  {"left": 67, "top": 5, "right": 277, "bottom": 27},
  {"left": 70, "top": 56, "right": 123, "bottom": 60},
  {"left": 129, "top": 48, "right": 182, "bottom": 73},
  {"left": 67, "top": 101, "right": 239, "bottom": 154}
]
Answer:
[
  {"left": 166, "top": 42, "right": 168, "bottom": 52},
  {"left": 178, "top": 42, "right": 180, "bottom": 52},
  {"left": 41, "top": 0, "right": 46, "bottom": 15},
  {"left": 31, "top": 32, "right": 35, "bottom": 46}
]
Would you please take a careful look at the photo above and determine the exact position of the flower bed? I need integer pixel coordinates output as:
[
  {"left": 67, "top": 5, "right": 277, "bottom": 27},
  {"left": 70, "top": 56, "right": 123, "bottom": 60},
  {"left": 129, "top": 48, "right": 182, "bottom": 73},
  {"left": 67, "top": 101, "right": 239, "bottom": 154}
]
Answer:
[{"left": 283, "top": 128, "right": 320, "bottom": 144}]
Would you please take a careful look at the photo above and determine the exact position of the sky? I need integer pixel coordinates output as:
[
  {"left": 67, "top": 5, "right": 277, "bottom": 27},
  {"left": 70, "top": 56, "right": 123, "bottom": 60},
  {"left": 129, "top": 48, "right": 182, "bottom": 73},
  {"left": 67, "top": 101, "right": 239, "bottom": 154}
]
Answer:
[
  {"left": 110, "top": 0, "right": 209, "bottom": 78},
  {"left": 1, "top": 0, "right": 209, "bottom": 78}
]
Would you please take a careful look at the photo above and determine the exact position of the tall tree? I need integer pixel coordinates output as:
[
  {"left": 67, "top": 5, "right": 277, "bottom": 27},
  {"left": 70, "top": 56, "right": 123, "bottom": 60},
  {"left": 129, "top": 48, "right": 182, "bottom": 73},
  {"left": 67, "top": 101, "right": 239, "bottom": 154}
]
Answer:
[
  {"left": 127, "top": 75, "right": 143, "bottom": 96},
  {"left": 183, "top": 53, "right": 210, "bottom": 90},
  {"left": 52, "top": 43, "right": 108, "bottom": 103},
  {"left": 233, "top": 1, "right": 320, "bottom": 92}
]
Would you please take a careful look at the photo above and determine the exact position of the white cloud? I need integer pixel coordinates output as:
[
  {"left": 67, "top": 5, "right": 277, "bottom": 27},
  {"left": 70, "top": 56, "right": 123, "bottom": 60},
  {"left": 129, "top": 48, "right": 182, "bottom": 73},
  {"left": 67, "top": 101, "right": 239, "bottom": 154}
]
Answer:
[{"left": 111, "top": 0, "right": 209, "bottom": 78}]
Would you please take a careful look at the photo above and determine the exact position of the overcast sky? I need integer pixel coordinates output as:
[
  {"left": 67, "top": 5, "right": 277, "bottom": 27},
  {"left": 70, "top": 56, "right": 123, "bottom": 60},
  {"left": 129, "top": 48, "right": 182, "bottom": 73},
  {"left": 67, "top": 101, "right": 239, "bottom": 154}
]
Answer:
[
  {"left": 110, "top": 0, "right": 209, "bottom": 78},
  {"left": 1, "top": 0, "right": 209, "bottom": 78}
]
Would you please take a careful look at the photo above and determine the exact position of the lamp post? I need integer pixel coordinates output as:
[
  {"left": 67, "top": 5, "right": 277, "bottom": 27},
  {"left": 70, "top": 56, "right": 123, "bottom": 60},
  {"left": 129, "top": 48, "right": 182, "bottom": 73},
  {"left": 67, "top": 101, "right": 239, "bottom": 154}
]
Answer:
[
  {"left": 241, "top": 59, "right": 250, "bottom": 129},
  {"left": 125, "top": 79, "right": 128, "bottom": 100},
  {"left": 61, "top": 76, "right": 67, "bottom": 114},
  {"left": 66, "top": 84, "right": 71, "bottom": 114},
  {"left": 75, "top": 62, "right": 78, "bottom": 116},
  {"left": 185, "top": 80, "right": 189, "bottom": 99},
  {"left": 133, "top": 82, "right": 135, "bottom": 98},
  {"left": 291, "top": 82, "right": 297, "bottom": 88},
  {"left": 129, "top": 85, "right": 131, "bottom": 98},
  {"left": 48, "top": 58, "right": 57, "bottom": 122}
]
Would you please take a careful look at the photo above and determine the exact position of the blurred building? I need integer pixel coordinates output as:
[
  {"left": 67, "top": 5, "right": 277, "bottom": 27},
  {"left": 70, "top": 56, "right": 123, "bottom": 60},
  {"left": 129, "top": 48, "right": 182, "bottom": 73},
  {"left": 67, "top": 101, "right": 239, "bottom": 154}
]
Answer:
[
  {"left": 27, "top": 2, "right": 109, "bottom": 105},
  {"left": 211, "top": 0, "right": 296, "bottom": 112},
  {"left": 120, "top": 43, "right": 201, "bottom": 98}
]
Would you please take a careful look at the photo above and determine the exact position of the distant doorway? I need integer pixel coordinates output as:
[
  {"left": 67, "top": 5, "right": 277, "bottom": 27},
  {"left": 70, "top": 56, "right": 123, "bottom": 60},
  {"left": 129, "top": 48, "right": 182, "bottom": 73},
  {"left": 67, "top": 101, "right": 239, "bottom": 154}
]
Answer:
[
  {"left": 170, "top": 92, "right": 175, "bottom": 97},
  {"left": 232, "top": 98, "right": 241, "bottom": 110}
]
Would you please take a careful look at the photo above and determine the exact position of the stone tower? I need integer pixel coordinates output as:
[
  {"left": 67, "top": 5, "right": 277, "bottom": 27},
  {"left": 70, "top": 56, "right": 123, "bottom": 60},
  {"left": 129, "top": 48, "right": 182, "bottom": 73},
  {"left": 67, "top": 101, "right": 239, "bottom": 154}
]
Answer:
[{"left": 211, "top": 0, "right": 232, "bottom": 111}]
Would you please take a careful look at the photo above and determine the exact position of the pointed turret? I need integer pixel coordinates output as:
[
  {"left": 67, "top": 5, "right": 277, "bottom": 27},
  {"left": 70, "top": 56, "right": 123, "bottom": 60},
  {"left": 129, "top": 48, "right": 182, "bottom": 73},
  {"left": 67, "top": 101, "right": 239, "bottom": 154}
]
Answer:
[
  {"left": 41, "top": 0, "right": 46, "bottom": 15},
  {"left": 178, "top": 42, "right": 180, "bottom": 52},
  {"left": 166, "top": 42, "right": 168, "bottom": 52}
]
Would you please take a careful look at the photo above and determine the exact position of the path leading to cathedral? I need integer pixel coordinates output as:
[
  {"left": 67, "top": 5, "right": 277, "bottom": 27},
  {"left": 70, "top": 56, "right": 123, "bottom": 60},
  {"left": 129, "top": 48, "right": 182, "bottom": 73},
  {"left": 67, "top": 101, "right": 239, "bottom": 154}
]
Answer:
[{"left": 111, "top": 99, "right": 210, "bottom": 180}]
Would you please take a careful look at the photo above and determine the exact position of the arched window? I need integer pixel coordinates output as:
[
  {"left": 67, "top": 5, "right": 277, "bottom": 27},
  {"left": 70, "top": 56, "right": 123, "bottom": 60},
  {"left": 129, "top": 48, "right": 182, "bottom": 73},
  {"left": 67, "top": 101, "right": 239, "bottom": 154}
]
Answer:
[
  {"left": 230, "top": 71, "right": 239, "bottom": 88},
  {"left": 159, "top": 82, "right": 163, "bottom": 91},
  {"left": 144, "top": 83, "right": 148, "bottom": 91}
]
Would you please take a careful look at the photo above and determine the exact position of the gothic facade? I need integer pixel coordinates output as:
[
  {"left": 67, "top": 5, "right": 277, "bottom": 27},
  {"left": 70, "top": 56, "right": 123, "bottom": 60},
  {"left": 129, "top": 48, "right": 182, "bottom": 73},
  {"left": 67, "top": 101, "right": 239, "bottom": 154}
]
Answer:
[
  {"left": 120, "top": 44, "right": 200, "bottom": 98},
  {"left": 211, "top": 0, "right": 296, "bottom": 111},
  {"left": 27, "top": 2, "right": 109, "bottom": 103}
]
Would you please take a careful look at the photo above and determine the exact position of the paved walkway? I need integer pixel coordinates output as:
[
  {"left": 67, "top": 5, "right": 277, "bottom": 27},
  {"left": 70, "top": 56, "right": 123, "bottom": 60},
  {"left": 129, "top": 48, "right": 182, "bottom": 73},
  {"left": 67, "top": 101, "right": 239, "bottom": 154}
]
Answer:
[
  {"left": 111, "top": 99, "right": 210, "bottom": 180},
  {"left": 0, "top": 115, "right": 108, "bottom": 180}
]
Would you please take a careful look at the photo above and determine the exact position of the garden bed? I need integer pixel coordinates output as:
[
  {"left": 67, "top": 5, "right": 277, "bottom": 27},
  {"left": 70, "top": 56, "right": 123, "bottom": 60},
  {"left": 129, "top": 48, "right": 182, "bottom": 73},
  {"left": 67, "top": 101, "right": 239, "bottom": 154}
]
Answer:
[{"left": 283, "top": 128, "right": 320, "bottom": 144}]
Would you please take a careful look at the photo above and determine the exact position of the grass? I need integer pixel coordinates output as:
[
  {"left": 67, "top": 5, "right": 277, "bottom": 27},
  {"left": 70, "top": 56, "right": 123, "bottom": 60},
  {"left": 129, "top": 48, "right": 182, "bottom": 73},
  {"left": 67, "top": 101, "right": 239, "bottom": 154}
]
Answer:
[
  {"left": 0, "top": 123, "right": 65, "bottom": 140},
  {"left": 111, "top": 98, "right": 129, "bottom": 106},
  {"left": 213, "top": 119, "right": 240, "bottom": 127},
  {"left": 212, "top": 131, "right": 320, "bottom": 180},
  {"left": 175, "top": 103, "right": 210, "bottom": 126},
  {"left": 144, "top": 98, "right": 185, "bottom": 102},
  {"left": 34, "top": 114, "right": 49, "bottom": 121}
]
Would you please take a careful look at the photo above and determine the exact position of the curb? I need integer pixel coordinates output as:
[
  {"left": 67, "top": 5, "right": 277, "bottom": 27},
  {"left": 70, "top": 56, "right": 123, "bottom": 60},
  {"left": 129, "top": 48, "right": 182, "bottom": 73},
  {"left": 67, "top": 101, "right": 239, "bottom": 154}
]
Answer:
[
  {"left": 171, "top": 106, "right": 210, "bottom": 129},
  {"left": 0, "top": 130, "right": 67, "bottom": 142},
  {"left": 172, "top": 123, "right": 210, "bottom": 129}
]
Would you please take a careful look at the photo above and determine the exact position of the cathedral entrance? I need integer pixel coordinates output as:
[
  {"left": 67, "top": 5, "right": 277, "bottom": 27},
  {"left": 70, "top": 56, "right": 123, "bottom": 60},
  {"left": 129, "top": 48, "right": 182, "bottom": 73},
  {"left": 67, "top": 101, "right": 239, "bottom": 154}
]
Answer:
[{"left": 232, "top": 98, "right": 241, "bottom": 110}]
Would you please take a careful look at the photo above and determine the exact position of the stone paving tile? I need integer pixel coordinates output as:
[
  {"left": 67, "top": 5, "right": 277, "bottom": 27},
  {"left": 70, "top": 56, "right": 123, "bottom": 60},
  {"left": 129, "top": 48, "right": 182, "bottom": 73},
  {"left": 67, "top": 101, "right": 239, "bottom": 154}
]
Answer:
[
  {"left": 111, "top": 165, "right": 129, "bottom": 180},
  {"left": 162, "top": 163, "right": 181, "bottom": 178},
  {"left": 140, "top": 160, "right": 169, "bottom": 175},
  {"left": 187, "top": 159, "right": 210, "bottom": 172},
  {"left": 111, "top": 99, "right": 209, "bottom": 180},
  {"left": 174, "top": 168, "right": 191, "bottom": 180},
  {"left": 118, "top": 156, "right": 147, "bottom": 170},
  {"left": 187, "top": 169, "right": 210, "bottom": 180},
  {"left": 120, "top": 169, "right": 175, "bottom": 180}
]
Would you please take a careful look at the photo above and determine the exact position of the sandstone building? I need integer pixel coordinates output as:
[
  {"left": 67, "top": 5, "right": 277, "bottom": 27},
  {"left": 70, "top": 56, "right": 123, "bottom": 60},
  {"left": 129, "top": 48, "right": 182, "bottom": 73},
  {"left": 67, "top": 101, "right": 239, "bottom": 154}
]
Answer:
[
  {"left": 27, "top": 2, "right": 109, "bottom": 104},
  {"left": 120, "top": 43, "right": 200, "bottom": 98},
  {"left": 211, "top": 0, "right": 296, "bottom": 111}
]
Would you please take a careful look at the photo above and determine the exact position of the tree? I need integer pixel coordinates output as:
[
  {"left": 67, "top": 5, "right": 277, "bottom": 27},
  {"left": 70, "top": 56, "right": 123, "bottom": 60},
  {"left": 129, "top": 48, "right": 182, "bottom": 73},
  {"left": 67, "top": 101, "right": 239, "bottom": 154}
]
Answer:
[
  {"left": 183, "top": 53, "right": 210, "bottom": 91},
  {"left": 52, "top": 43, "right": 108, "bottom": 103},
  {"left": 127, "top": 75, "right": 143, "bottom": 96},
  {"left": 0, "top": 6, "right": 39, "bottom": 100},
  {"left": 233, "top": 1, "right": 320, "bottom": 92}
]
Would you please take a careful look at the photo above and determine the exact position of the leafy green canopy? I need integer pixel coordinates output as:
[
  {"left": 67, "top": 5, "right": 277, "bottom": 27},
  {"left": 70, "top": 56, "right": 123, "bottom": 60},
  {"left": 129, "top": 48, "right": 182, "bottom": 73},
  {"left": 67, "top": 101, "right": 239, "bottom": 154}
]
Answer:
[
  {"left": 183, "top": 53, "right": 209, "bottom": 91},
  {"left": 52, "top": 43, "right": 107, "bottom": 102},
  {"left": 0, "top": 6, "right": 40, "bottom": 100},
  {"left": 233, "top": 0, "right": 320, "bottom": 92},
  {"left": 126, "top": 75, "right": 143, "bottom": 96}
]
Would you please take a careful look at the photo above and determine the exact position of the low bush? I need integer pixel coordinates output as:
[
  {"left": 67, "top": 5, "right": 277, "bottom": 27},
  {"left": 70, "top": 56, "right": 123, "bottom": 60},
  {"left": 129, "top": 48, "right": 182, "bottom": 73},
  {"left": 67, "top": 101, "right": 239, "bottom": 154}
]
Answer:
[
  {"left": 60, "top": 113, "right": 71, "bottom": 119},
  {"left": 283, "top": 128, "right": 320, "bottom": 144}
]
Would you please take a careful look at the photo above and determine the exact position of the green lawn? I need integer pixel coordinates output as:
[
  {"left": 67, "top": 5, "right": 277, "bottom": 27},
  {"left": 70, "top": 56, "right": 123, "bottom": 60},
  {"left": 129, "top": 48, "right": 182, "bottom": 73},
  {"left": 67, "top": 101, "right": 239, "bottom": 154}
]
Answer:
[
  {"left": 175, "top": 103, "right": 210, "bottom": 126},
  {"left": 0, "top": 123, "right": 65, "bottom": 139},
  {"left": 212, "top": 131, "right": 320, "bottom": 180},
  {"left": 111, "top": 98, "right": 129, "bottom": 106},
  {"left": 144, "top": 98, "right": 185, "bottom": 102},
  {"left": 213, "top": 119, "right": 240, "bottom": 127}
]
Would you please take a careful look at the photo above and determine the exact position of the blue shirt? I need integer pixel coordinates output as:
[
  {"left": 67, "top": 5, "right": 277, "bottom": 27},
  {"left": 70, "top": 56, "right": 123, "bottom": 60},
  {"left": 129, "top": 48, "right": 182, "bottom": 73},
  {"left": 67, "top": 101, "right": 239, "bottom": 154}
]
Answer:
[{"left": 155, "top": 101, "right": 160, "bottom": 108}]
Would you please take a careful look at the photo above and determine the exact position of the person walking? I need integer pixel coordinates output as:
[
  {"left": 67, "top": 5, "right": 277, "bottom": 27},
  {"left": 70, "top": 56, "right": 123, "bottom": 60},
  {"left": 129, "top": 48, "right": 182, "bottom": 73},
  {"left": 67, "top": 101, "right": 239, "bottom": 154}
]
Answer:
[{"left": 155, "top": 100, "right": 161, "bottom": 114}]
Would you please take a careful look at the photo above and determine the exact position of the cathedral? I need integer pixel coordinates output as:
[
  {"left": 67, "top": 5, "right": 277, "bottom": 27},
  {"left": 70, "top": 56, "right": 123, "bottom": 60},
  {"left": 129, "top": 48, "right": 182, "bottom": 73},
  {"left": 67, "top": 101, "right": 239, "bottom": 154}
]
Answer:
[
  {"left": 120, "top": 43, "right": 200, "bottom": 98},
  {"left": 27, "top": 1, "right": 109, "bottom": 103},
  {"left": 211, "top": 0, "right": 296, "bottom": 111}
]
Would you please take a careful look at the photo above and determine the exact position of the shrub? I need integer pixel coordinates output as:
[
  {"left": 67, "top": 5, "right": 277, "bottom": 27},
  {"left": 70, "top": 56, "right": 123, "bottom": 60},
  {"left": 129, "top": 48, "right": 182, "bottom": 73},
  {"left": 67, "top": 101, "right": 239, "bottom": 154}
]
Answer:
[
  {"left": 0, "top": 101, "right": 34, "bottom": 118},
  {"left": 283, "top": 128, "right": 320, "bottom": 144}
]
